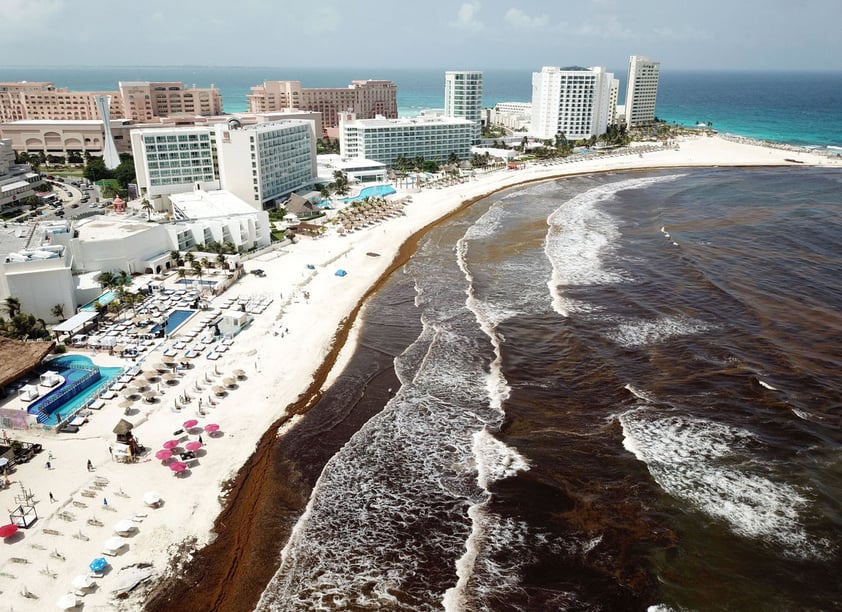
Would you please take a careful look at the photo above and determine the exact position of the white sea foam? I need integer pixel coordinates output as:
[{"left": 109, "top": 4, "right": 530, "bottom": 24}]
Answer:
[
  {"left": 619, "top": 410, "right": 830, "bottom": 559},
  {"left": 606, "top": 314, "right": 715, "bottom": 348},
  {"left": 544, "top": 174, "right": 684, "bottom": 316},
  {"left": 758, "top": 379, "right": 778, "bottom": 390}
]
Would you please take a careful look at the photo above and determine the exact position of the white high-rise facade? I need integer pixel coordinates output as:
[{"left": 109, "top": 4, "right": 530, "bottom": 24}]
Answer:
[
  {"left": 530, "top": 66, "right": 615, "bottom": 141},
  {"left": 444, "top": 71, "right": 483, "bottom": 143},
  {"left": 214, "top": 119, "right": 317, "bottom": 209},
  {"left": 625, "top": 56, "right": 660, "bottom": 128}
]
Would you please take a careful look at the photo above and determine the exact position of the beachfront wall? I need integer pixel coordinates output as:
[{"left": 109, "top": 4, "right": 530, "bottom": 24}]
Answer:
[{"left": 0, "top": 248, "right": 76, "bottom": 323}]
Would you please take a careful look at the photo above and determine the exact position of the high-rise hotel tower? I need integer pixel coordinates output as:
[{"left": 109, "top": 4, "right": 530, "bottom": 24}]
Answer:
[
  {"left": 625, "top": 56, "right": 660, "bottom": 128},
  {"left": 444, "top": 71, "right": 483, "bottom": 143}
]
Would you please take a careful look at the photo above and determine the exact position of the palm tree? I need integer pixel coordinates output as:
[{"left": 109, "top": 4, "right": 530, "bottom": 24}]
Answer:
[
  {"left": 95, "top": 270, "right": 116, "bottom": 290},
  {"left": 50, "top": 303, "right": 65, "bottom": 321},
  {"left": 2, "top": 296, "right": 22, "bottom": 318},
  {"left": 177, "top": 267, "right": 187, "bottom": 283},
  {"left": 141, "top": 198, "right": 154, "bottom": 221},
  {"left": 184, "top": 252, "right": 195, "bottom": 267},
  {"left": 216, "top": 253, "right": 226, "bottom": 269},
  {"left": 191, "top": 261, "right": 203, "bottom": 287}
]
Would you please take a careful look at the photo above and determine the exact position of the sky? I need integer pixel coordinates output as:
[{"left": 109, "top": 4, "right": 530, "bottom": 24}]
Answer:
[{"left": 2, "top": 0, "right": 841, "bottom": 71}]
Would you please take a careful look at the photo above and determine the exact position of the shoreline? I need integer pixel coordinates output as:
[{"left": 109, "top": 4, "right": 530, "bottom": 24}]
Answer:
[{"left": 1, "top": 135, "right": 838, "bottom": 611}]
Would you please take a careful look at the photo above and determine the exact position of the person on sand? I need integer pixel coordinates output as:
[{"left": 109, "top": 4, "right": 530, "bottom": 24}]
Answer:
[
  {"left": 87, "top": 459, "right": 93, "bottom": 471},
  {"left": 45, "top": 460, "right": 51, "bottom": 470},
  {"left": 49, "top": 491, "right": 56, "bottom": 503}
]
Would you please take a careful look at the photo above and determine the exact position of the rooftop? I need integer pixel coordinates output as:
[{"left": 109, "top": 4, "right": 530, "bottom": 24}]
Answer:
[
  {"left": 75, "top": 217, "right": 159, "bottom": 241},
  {"left": 170, "top": 189, "right": 260, "bottom": 220}
]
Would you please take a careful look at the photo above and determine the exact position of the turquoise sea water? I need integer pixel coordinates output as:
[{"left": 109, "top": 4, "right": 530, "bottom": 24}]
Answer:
[{"left": 1, "top": 66, "right": 840, "bottom": 147}]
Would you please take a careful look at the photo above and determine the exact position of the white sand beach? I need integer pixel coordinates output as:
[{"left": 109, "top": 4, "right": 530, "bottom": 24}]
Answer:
[{"left": 0, "top": 135, "right": 837, "bottom": 610}]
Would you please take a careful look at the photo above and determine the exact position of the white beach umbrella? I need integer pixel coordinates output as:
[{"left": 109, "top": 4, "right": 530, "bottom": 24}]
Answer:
[
  {"left": 71, "top": 574, "right": 95, "bottom": 590},
  {"left": 56, "top": 593, "right": 78, "bottom": 609},
  {"left": 143, "top": 491, "right": 161, "bottom": 507},
  {"left": 113, "top": 519, "right": 135, "bottom": 535}
]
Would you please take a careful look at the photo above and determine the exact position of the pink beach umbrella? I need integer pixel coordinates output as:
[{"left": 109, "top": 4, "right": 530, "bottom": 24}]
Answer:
[
  {"left": 162, "top": 439, "right": 180, "bottom": 450},
  {"left": 185, "top": 441, "right": 203, "bottom": 452},
  {"left": 0, "top": 523, "right": 19, "bottom": 538},
  {"left": 204, "top": 423, "right": 219, "bottom": 433},
  {"left": 169, "top": 461, "right": 188, "bottom": 474},
  {"left": 155, "top": 449, "right": 173, "bottom": 461},
  {"left": 182, "top": 419, "right": 199, "bottom": 429}
]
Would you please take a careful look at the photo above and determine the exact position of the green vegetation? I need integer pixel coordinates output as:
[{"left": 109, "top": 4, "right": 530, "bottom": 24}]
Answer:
[
  {"left": 0, "top": 297, "right": 49, "bottom": 340},
  {"left": 83, "top": 153, "right": 136, "bottom": 195},
  {"left": 316, "top": 137, "right": 340, "bottom": 154},
  {"left": 481, "top": 125, "right": 507, "bottom": 139}
]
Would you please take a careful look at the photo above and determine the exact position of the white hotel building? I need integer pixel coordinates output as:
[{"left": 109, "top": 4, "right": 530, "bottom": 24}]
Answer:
[
  {"left": 444, "top": 70, "right": 483, "bottom": 143},
  {"left": 530, "top": 66, "right": 616, "bottom": 141},
  {"left": 625, "top": 55, "right": 660, "bottom": 128},
  {"left": 338, "top": 113, "right": 475, "bottom": 166},
  {"left": 213, "top": 119, "right": 316, "bottom": 210},
  {"left": 132, "top": 118, "right": 318, "bottom": 210},
  {"left": 131, "top": 127, "right": 219, "bottom": 198}
]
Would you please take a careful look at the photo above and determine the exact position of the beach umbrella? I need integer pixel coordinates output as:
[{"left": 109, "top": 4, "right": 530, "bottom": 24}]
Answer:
[
  {"left": 169, "top": 461, "right": 187, "bottom": 474},
  {"left": 155, "top": 449, "right": 173, "bottom": 461},
  {"left": 103, "top": 536, "right": 127, "bottom": 553},
  {"left": 143, "top": 370, "right": 159, "bottom": 380},
  {"left": 233, "top": 369, "right": 246, "bottom": 379},
  {"left": 118, "top": 399, "right": 133, "bottom": 410},
  {"left": 56, "top": 593, "right": 78, "bottom": 610},
  {"left": 142, "top": 391, "right": 158, "bottom": 403},
  {"left": 162, "top": 439, "right": 180, "bottom": 450},
  {"left": 0, "top": 523, "right": 19, "bottom": 538},
  {"left": 143, "top": 491, "right": 161, "bottom": 508},
  {"left": 162, "top": 372, "right": 176, "bottom": 381},
  {"left": 204, "top": 423, "right": 219, "bottom": 433},
  {"left": 185, "top": 441, "right": 202, "bottom": 452},
  {"left": 0, "top": 457, "right": 9, "bottom": 468},
  {"left": 222, "top": 376, "right": 236, "bottom": 388},
  {"left": 113, "top": 519, "right": 135, "bottom": 535},
  {"left": 183, "top": 419, "right": 198, "bottom": 429},
  {"left": 212, "top": 385, "right": 226, "bottom": 396},
  {"left": 89, "top": 557, "right": 109, "bottom": 573},
  {"left": 71, "top": 574, "right": 95, "bottom": 590}
]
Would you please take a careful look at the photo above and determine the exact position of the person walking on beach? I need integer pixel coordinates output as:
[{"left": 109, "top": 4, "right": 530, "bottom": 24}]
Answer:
[
  {"left": 87, "top": 459, "right": 93, "bottom": 472},
  {"left": 49, "top": 491, "right": 56, "bottom": 503},
  {"left": 45, "top": 460, "right": 51, "bottom": 470},
  {"left": 198, "top": 435, "right": 203, "bottom": 445}
]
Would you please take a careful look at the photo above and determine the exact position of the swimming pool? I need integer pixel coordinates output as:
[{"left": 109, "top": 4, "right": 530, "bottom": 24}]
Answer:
[
  {"left": 175, "top": 279, "right": 217, "bottom": 287},
  {"left": 80, "top": 290, "right": 118, "bottom": 311},
  {"left": 27, "top": 354, "right": 122, "bottom": 426},
  {"left": 150, "top": 309, "right": 196, "bottom": 336},
  {"left": 340, "top": 184, "right": 396, "bottom": 203}
]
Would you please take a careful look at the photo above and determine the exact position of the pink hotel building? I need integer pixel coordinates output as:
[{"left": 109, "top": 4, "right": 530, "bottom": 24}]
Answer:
[
  {"left": 0, "top": 81, "right": 223, "bottom": 123},
  {"left": 247, "top": 80, "right": 397, "bottom": 133}
]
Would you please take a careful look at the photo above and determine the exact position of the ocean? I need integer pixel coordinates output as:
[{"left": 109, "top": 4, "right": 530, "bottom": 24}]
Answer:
[
  {"left": 1, "top": 66, "right": 840, "bottom": 148},
  {"left": 257, "top": 166, "right": 842, "bottom": 610}
]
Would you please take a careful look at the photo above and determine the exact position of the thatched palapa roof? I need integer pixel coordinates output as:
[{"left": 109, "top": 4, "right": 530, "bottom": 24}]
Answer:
[
  {"left": 113, "top": 419, "right": 134, "bottom": 435},
  {"left": 0, "top": 337, "right": 55, "bottom": 389}
]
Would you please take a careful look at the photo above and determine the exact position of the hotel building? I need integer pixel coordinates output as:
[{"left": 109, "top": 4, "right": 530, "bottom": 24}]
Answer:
[
  {"left": 0, "top": 81, "right": 222, "bottom": 123},
  {"left": 213, "top": 119, "right": 317, "bottom": 209},
  {"left": 530, "top": 66, "right": 616, "bottom": 141},
  {"left": 131, "top": 126, "right": 219, "bottom": 199},
  {"left": 624, "top": 56, "right": 660, "bottom": 127},
  {"left": 444, "top": 71, "right": 483, "bottom": 143},
  {"left": 0, "top": 139, "right": 39, "bottom": 212},
  {"left": 338, "top": 113, "right": 475, "bottom": 166},
  {"left": 247, "top": 80, "right": 397, "bottom": 130}
]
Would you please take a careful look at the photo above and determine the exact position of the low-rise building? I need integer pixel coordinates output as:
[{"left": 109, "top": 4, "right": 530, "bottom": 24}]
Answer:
[
  {"left": 0, "top": 139, "right": 39, "bottom": 212},
  {"left": 168, "top": 189, "right": 271, "bottom": 251},
  {"left": 317, "top": 154, "right": 387, "bottom": 184}
]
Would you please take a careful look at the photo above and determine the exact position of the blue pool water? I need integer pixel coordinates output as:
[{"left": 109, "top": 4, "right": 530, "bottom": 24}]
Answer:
[
  {"left": 175, "top": 279, "right": 217, "bottom": 287},
  {"left": 27, "top": 354, "right": 122, "bottom": 426},
  {"left": 341, "top": 184, "right": 397, "bottom": 203},
  {"left": 150, "top": 309, "right": 196, "bottom": 335},
  {"left": 80, "top": 290, "right": 118, "bottom": 311}
]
